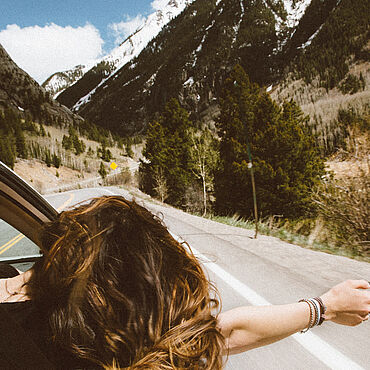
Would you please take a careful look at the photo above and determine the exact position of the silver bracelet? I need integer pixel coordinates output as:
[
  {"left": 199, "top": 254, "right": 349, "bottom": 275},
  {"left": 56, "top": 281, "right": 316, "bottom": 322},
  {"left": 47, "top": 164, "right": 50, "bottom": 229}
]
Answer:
[{"left": 309, "top": 298, "right": 321, "bottom": 327}]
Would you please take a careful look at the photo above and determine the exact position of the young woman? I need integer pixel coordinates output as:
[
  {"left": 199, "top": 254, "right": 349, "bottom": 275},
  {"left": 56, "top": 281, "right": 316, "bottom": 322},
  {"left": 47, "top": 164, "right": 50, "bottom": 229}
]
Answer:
[{"left": 0, "top": 196, "right": 369, "bottom": 369}]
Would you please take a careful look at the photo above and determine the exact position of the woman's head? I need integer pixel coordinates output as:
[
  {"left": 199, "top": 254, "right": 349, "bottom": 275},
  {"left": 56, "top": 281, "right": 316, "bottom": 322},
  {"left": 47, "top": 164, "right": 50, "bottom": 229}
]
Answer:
[{"left": 30, "top": 196, "right": 224, "bottom": 368}]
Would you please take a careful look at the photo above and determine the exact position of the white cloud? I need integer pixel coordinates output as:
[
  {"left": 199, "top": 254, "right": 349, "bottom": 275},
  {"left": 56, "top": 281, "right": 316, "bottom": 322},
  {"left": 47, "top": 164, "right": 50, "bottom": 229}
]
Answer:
[
  {"left": 108, "top": 15, "right": 146, "bottom": 46},
  {"left": 0, "top": 23, "right": 104, "bottom": 84}
]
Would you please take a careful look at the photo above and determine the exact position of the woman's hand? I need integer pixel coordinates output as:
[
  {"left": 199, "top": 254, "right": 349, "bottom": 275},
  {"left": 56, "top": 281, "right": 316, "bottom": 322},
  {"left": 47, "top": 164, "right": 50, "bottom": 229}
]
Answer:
[{"left": 320, "top": 280, "right": 370, "bottom": 326}]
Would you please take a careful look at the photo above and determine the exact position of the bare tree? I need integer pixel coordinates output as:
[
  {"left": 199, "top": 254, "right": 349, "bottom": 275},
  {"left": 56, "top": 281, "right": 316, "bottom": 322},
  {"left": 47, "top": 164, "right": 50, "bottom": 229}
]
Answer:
[
  {"left": 188, "top": 128, "right": 219, "bottom": 216},
  {"left": 153, "top": 167, "right": 168, "bottom": 203}
]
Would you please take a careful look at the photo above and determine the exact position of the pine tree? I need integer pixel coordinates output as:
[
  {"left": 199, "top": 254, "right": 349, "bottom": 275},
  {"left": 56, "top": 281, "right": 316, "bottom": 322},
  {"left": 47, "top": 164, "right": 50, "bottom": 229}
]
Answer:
[
  {"left": 140, "top": 98, "right": 193, "bottom": 206},
  {"left": 215, "top": 65, "right": 325, "bottom": 219},
  {"left": 15, "top": 125, "right": 28, "bottom": 159},
  {"left": 39, "top": 123, "right": 46, "bottom": 137},
  {"left": 214, "top": 64, "right": 259, "bottom": 216},
  {"left": 87, "top": 147, "right": 95, "bottom": 157},
  {"left": 62, "top": 134, "right": 72, "bottom": 150},
  {"left": 97, "top": 144, "right": 113, "bottom": 162},
  {"left": 44, "top": 149, "right": 52, "bottom": 167},
  {"left": 52, "top": 153, "right": 61, "bottom": 168},
  {"left": 140, "top": 121, "right": 167, "bottom": 198},
  {"left": 125, "top": 142, "right": 134, "bottom": 158},
  {"left": 98, "top": 161, "right": 107, "bottom": 179},
  {"left": 0, "top": 136, "right": 16, "bottom": 169}
]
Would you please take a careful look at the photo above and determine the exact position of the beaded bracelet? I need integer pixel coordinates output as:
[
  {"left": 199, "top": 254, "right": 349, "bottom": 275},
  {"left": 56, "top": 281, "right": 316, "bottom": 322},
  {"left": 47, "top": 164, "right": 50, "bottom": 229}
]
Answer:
[{"left": 299, "top": 299, "right": 315, "bottom": 333}]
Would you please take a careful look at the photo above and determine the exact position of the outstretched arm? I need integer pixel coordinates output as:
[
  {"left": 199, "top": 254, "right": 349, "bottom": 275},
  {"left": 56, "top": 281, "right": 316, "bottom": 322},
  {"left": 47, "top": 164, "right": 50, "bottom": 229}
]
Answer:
[{"left": 217, "top": 280, "right": 370, "bottom": 355}]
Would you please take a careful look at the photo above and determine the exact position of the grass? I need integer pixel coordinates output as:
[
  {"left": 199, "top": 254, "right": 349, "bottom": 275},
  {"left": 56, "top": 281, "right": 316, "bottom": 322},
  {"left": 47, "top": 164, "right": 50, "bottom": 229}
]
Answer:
[{"left": 198, "top": 213, "right": 370, "bottom": 263}]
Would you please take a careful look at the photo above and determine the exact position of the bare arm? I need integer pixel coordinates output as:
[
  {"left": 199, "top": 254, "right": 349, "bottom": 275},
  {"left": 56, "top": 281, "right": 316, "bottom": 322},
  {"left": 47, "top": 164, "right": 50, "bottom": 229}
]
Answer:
[{"left": 217, "top": 280, "right": 370, "bottom": 355}]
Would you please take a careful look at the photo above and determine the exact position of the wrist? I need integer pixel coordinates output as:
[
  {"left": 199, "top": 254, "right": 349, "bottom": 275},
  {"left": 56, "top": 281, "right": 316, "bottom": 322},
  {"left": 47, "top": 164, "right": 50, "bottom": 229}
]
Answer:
[{"left": 319, "top": 293, "right": 336, "bottom": 321}]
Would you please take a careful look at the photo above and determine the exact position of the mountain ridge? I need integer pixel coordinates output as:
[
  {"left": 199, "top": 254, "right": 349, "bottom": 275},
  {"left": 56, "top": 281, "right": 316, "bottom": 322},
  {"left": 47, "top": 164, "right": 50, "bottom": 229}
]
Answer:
[{"left": 43, "top": 0, "right": 194, "bottom": 104}]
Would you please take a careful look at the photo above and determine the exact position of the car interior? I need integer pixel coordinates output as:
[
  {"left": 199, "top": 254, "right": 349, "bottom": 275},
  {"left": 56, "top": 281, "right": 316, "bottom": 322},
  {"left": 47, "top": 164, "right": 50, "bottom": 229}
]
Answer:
[{"left": 0, "top": 161, "right": 59, "bottom": 368}]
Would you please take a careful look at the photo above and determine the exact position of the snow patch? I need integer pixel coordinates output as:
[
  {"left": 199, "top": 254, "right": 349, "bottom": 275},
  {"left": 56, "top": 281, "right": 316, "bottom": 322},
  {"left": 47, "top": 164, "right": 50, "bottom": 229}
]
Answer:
[
  {"left": 298, "top": 23, "right": 324, "bottom": 49},
  {"left": 146, "top": 72, "right": 157, "bottom": 87},
  {"left": 283, "top": 0, "right": 311, "bottom": 28},
  {"left": 196, "top": 34, "right": 206, "bottom": 53},
  {"left": 233, "top": 0, "right": 245, "bottom": 38},
  {"left": 205, "top": 19, "right": 216, "bottom": 32},
  {"left": 270, "top": 0, "right": 312, "bottom": 51},
  {"left": 184, "top": 77, "right": 194, "bottom": 86},
  {"left": 122, "top": 75, "right": 140, "bottom": 87}
]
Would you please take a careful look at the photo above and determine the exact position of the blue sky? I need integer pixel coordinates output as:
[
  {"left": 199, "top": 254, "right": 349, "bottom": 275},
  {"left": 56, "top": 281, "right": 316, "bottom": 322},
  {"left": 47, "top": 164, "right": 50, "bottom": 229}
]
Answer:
[{"left": 0, "top": 0, "right": 164, "bottom": 82}]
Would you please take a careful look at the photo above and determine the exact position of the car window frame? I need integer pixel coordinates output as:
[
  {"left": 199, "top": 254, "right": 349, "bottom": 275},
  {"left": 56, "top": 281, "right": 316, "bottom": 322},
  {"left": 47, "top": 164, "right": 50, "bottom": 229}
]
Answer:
[{"left": 0, "top": 161, "right": 58, "bottom": 264}]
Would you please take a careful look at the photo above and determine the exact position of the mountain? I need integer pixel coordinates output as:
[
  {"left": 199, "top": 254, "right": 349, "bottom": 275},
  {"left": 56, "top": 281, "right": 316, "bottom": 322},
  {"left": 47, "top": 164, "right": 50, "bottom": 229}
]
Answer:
[
  {"left": 58, "top": 0, "right": 369, "bottom": 138},
  {"left": 0, "top": 43, "right": 82, "bottom": 126},
  {"left": 42, "top": 62, "right": 96, "bottom": 98},
  {"left": 44, "top": 0, "right": 194, "bottom": 104}
]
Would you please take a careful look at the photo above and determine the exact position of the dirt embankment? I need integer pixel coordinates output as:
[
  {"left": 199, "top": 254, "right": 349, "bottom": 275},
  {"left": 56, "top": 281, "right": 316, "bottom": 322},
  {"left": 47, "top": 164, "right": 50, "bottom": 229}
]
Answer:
[
  {"left": 14, "top": 157, "right": 140, "bottom": 194},
  {"left": 14, "top": 158, "right": 98, "bottom": 193}
]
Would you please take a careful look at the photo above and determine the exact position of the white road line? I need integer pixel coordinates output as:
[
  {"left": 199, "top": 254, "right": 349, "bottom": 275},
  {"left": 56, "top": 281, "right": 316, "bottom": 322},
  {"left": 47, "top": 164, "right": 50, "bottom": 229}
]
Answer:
[{"left": 170, "top": 232, "right": 365, "bottom": 370}]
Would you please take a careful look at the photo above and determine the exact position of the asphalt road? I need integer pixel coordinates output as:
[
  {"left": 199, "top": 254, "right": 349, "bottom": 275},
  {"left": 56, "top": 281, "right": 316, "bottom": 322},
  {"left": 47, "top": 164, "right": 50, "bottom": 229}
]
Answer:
[{"left": 1, "top": 186, "right": 369, "bottom": 369}]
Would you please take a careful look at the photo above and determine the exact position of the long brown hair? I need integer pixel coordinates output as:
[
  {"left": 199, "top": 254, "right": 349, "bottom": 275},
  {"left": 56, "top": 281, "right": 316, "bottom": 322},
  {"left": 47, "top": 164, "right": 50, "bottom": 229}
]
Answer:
[{"left": 29, "top": 196, "right": 224, "bottom": 368}]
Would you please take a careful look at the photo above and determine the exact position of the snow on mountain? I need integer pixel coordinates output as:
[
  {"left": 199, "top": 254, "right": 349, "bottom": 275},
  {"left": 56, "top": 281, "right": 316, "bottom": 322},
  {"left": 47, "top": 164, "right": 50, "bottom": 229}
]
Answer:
[
  {"left": 47, "top": 0, "right": 193, "bottom": 109},
  {"left": 48, "top": 0, "right": 312, "bottom": 106},
  {"left": 43, "top": 61, "right": 97, "bottom": 98},
  {"left": 269, "top": 0, "right": 312, "bottom": 50},
  {"left": 106, "top": 0, "right": 194, "bottom": 72},
  {"left": 283, "top": 0, "right": 311, "bottom": 28},
  {"left": 44, "top": 1, "right": 193, "bottom": 100},
  {"left": 284, "top": 0, "right": 311, "bottom": 28},
  {"left": 268, "top": 0, "right": 311, "bottom": 33}
]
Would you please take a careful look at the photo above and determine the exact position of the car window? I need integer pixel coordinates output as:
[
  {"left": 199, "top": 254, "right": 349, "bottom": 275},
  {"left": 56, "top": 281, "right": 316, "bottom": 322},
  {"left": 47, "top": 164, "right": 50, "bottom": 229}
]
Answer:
[{"left": 0, "top": 219, "right": 40, "bottom": 272}]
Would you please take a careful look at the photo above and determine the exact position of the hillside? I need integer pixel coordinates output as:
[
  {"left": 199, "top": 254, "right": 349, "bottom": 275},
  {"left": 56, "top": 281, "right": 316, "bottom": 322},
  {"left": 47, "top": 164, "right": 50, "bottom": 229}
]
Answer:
[
  {"left": 57, "top": 0, "right": 369, "bottom": 142},
  {"left": 0, "top": 43, "right": 141, "bottom": 187},
  {"left": 0, "top": 44, "right": 82, "bottom": 126},
  {"left": 13, "top": 123, "right": 142, "bottom": 194}
]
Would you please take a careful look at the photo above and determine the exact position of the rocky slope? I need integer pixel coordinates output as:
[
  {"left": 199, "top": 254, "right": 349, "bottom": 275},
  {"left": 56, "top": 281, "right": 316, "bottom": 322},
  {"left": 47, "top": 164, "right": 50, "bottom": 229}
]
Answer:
[{"left": 0, "top": 44, "right": 82, "bottom": 125}]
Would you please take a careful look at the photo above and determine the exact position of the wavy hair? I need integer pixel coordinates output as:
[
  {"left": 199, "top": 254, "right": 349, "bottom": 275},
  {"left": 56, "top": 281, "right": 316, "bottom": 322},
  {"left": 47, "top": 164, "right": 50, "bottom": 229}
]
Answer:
[{"left": 28, "top": 196, "right": 224, "bottom": 368}]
